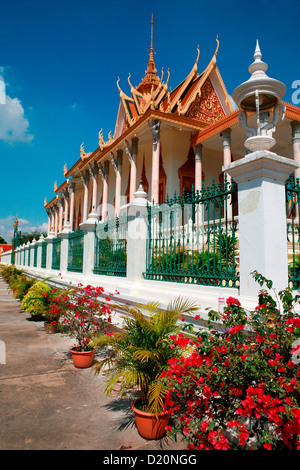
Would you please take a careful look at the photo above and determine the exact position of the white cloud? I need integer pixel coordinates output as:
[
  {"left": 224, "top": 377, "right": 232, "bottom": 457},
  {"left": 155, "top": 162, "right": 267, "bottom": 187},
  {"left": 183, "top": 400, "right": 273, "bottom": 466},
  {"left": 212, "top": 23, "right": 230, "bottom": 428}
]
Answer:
[
  {"left": 0, "top": 94, "right": 33, "bottom": 144},
  {"left": 70, "top": 101, "right": 82, "bottom": 110},
  {"left": 0, "top": 216, "right": 46, "bottom": 244},
  {"left": 37, "top": 222, "right": 48, "bottom": 233}
]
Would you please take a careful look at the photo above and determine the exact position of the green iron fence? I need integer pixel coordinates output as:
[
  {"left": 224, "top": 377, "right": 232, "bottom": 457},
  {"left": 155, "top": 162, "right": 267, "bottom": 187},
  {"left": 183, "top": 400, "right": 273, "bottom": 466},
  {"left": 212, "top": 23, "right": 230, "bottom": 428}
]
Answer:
[
  {"left": 33, "top": 244, "right": 38, "bottom": 267},
  {"left": 41, "top": 241, "right": 47, "bottom": 268},
  {"left": 51, "top": 237, "right": 61, "bottom": 270},
  {"left": 286, "top": 175, "right": 300, "bottom": 289},
  {"left": 144, "top": 175, "right": 239, "bottom": 288},
  {"left": 68, "top": 230, "right": 84, "bottom": 272},
  {"left": 94, "top": 215, "right": 127, "bottom": 277}
]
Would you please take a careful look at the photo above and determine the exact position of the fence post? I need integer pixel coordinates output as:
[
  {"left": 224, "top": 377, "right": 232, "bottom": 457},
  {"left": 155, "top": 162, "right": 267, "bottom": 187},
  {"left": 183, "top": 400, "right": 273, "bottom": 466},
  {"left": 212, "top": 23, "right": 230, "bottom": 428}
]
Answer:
[
  {"left": 24, "top": 243, "right": 29, "bottom": 267},
  {"left": 80, "top": 220, "right": 97, "bottom": 277},
  {"left": 59, "top": 223, "right": 71, "bottom": 275},
  {"left": 126, "top": 183, "right": 149, "bottom": 281},
  {"left": 45, "top": 232, "right": 54, "bottom": 272},
  {"left": 224, "top": 150, "right": 300, "bottom": 301},
  {"left": 36, "top": 235, "right": 44, "bottom": 269}
]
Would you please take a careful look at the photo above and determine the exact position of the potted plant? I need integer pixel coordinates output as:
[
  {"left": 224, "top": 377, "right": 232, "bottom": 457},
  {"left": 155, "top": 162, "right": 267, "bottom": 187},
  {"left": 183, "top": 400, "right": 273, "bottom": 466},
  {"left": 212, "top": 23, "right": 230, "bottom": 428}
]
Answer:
[
  {"left": 91, "top": 296, "right": 199, "bottom": 439},
  {"left": 21, "top": 281, "right": 53, "bottom": 321},
  {"left": 58, "top": 284, "right": 112, "bottom": 368}
]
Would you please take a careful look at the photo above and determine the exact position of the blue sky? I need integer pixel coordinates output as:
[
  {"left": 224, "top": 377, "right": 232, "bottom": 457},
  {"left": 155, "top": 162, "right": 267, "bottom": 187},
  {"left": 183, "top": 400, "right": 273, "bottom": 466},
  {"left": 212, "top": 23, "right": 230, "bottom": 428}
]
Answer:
[{"left": 0, "top": 0, "right": 299, "bottom": 242}]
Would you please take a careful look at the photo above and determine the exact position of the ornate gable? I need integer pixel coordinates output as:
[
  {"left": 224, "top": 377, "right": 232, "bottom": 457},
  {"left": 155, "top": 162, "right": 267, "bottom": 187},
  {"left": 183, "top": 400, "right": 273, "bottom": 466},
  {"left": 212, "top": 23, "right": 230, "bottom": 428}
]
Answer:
[{"left": 185, "top": 77, "right": 226, "bottom": 124}]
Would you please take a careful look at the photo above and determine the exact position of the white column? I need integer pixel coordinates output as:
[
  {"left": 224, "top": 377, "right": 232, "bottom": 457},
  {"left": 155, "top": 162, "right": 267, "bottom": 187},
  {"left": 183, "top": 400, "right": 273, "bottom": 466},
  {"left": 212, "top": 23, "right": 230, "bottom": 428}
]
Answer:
[
  {"left": 291, "top": 121, "right": 300, "bottom": 180},
  {"left": 88, "top": 162, "right": 99, "bottom": 220},
  {"left": 63, "top": 188, "right": 69, "bottom": 228},
  {"left": 125, "top": 137, "right": 139, "bottom": 202},
  {"left": 58, "top": 196, "right": 63, "bottom": 233},
  {"left": 194, "top": 143, "right": 203, "bottom": 193},
  {"left": 54, "top": 203, "right": 59, "bottom": 237},
  {"left": 68, "top": 181, "right": 75, "bottom": 231},
  {"left": 194, "top": 143, "right": 203, "bottom": 223},
  {"left": 149, "top": 119, "right": 160, "bottom": 204},
  {"left": 98, "top": 161, "right": 109, "bottom": 220},
  {"left": 50, "top": 208, "right": 55, "bottom": 234},
  {"left": 81, "top": 169, "right": 89, "bottom": 223},
  {"left": 111, "top": 150, "right": 123, "bottom": 217},
  {"left": 224, "top": 150, "right": 300, "bottom": 302},
  {"left": 47, "top": 210, "right": 51, "bottom": 236},
  {"left": 222, "top": 129, "right": 233, "bottom": 220}
]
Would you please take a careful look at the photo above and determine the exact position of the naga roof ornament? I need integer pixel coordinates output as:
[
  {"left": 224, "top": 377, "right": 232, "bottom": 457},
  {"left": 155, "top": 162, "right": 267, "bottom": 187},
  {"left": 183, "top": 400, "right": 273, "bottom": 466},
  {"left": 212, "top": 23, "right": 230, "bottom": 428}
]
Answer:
[
  {"left": 98, "top": 128, "right": 115, "bottom": 150},
  {"left": 80, "top": 142, "right": 92, "bottom": 161}
]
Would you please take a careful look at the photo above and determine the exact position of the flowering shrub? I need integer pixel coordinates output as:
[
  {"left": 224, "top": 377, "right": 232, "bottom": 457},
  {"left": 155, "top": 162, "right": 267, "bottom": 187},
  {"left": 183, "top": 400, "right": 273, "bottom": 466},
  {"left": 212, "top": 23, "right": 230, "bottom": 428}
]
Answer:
[
  {"left": 21, "top": 281, "right": 53, "bottom": 318},
  {"left": 43, "top": 287, "right": 64, "bottom": 324},
  {"left": 57, "top": 284, "right": 113, "bottom": 351},
  {"left": 162, "top": 272, "right": 300, "bottom": 450}
]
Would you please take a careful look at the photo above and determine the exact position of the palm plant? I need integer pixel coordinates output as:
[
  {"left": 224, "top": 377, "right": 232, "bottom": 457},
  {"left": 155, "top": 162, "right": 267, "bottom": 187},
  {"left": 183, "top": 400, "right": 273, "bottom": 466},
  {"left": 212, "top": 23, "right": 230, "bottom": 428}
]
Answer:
[{"left": 91, "top": 296, "right": 199, "bottom": 414}]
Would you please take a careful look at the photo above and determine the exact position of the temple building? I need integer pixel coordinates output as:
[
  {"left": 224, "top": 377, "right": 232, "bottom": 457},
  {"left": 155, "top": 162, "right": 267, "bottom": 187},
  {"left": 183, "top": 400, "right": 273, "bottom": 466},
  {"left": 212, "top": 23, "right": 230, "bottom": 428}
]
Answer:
[
  {"left": 6, "top": 18, "right": 300, "bottom": 310},
  {"left": 44, "top": 20, "right": 300, "bottom": 234},
  {"left": 43, "top": 21, "right": 231, "bottom": 232}
]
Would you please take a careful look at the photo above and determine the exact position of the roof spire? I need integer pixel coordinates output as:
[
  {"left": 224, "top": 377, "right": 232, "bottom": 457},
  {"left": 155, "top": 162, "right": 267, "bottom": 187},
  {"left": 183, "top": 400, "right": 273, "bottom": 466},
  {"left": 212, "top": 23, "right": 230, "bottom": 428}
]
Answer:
[
  {"left": 136, "top": 14, "right": 160, "bottom": 99},
  {"left": 149, "top": 13, "right": 154, "bottom": 62},
  {"left": 146, "top": 13, "right": 156, "bottom": 74}
]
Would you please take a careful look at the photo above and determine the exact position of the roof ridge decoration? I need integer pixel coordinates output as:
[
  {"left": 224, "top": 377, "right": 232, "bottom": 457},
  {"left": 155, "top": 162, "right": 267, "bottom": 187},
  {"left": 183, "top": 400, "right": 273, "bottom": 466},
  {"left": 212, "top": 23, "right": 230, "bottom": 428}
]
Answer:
[
  {"left": 178, "top": 37, "right": 220, "bottom": 116},
  {"left": 145, "top": 67, "right": 170, "bottom": 112},
  {"left": 117, "top": 77, "right": 138, "bottom": 126},
  {"left": 98, "top": 128, "right": 115, "bottom": 151},
  {"left": 128, "top": 73, "right": 147, "bottom": 114},
  {"left": 165, "top": 44, "right": 200, "bottom": 114},
  {"left": 80, "top": 142, "right": 92, "bottom": 160}
]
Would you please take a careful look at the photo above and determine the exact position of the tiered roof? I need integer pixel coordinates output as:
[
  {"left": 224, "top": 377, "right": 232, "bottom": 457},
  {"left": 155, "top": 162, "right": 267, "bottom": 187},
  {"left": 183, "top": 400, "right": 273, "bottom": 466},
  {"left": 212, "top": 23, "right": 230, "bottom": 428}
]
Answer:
[{"left": 45, "top": 20, "right": 237, "bottom": 209}]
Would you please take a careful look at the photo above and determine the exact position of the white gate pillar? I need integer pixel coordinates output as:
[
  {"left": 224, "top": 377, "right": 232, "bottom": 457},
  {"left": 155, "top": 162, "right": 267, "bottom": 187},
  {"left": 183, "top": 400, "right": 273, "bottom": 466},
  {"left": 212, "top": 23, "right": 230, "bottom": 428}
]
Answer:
[
  {"left": 126, "top": 183, "right": 149, "bottom": 281},
  {"left": 224, "top": 150, "right": 300, "bottom": 301}
]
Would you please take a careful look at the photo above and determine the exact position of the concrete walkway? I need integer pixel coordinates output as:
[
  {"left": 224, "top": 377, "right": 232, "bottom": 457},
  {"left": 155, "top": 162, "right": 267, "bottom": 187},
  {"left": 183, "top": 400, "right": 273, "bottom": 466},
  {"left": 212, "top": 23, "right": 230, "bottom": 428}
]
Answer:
[{"left": 0, "top": 276, "right": 186, "bottom": 451}]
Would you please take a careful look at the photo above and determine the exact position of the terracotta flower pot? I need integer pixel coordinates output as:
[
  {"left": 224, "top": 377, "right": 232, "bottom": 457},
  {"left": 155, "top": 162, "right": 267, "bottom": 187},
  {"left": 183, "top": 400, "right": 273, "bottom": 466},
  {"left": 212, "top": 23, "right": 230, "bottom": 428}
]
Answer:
[
  {"left": 70, "top": 347, "right": 94, "bottom": 368},
  {"left": 44, "top": 322, "right": 58, "bottom": 334},
  {"left": 131, "top": 399, "right": 170, "bottom": 439}
]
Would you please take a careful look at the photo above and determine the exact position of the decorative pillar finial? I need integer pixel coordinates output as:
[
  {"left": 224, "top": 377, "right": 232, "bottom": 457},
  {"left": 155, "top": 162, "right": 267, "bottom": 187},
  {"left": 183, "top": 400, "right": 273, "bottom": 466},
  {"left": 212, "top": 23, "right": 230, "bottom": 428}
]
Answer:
[{"left": 232, "top": 40, "right": 286, "bottom": 152}]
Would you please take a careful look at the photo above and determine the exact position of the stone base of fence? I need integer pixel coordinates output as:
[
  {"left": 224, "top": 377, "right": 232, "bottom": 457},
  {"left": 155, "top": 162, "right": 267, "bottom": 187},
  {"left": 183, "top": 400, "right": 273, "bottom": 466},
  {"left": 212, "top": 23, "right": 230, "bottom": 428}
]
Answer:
[{"left": 17, "top": 264, "right": 241, "bottom": 320}]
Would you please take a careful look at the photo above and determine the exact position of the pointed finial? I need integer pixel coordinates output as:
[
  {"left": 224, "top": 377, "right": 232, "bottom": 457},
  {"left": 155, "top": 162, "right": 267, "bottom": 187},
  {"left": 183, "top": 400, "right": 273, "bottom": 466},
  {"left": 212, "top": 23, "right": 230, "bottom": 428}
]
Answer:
[
  {"left": 117, "top": 77, "right": 126, "bottom": 98},
  {"left": 254, "top": 39, "right": 262, "bottom": 61},
  {"left": 248, "top": 39, "right": 268, "bottom": 76},
  {"left": 149, "top": 13, "right": 154, "bottom": 62}
]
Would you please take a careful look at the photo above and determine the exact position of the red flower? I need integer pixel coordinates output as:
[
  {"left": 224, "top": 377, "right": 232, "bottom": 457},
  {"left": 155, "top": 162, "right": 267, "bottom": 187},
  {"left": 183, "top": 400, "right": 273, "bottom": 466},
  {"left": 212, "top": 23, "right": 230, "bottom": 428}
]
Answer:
[
  {"left": 263, "top": 443, "right": 272, "bottom": 450},
  {"left": 226, "top": 297, "right": 241, "bottom": 306}
]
